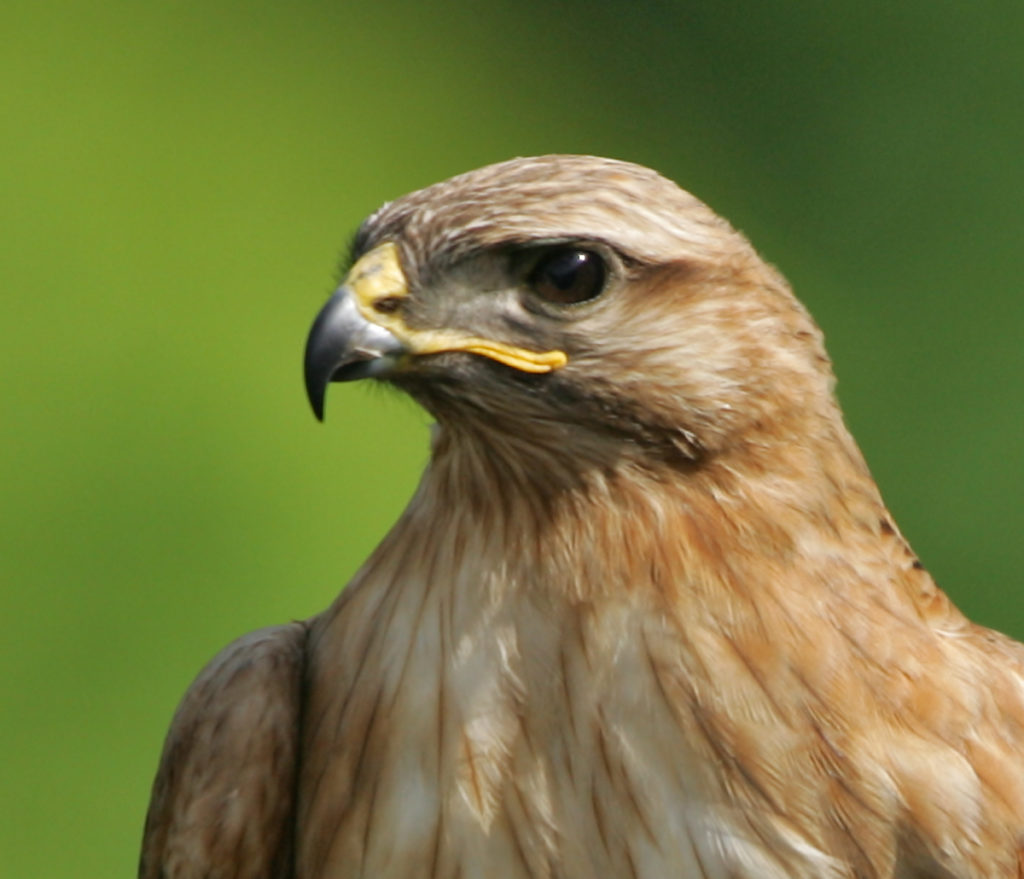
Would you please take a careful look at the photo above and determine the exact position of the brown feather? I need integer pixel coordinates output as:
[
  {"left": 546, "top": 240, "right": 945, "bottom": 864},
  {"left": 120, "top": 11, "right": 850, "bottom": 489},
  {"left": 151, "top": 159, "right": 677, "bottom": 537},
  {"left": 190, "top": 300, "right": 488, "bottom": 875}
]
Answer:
[
  {"left": 140, "top": 623, "right": 307, "bottom": 879},
  {"left": 142, "top": 156, "right": 1024, "bottom": 878}
]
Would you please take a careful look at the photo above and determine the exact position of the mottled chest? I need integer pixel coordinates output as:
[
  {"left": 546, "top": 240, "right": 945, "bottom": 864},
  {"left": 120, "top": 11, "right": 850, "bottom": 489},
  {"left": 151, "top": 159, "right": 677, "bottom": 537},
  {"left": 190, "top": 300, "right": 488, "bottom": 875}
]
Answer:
[{"left": 296, "top": 593, "right": 839, "bottom": 878}]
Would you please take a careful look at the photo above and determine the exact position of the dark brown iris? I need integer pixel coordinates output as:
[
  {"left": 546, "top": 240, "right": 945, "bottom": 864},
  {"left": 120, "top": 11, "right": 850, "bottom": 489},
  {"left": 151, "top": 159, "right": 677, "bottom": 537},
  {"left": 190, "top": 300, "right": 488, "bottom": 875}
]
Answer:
[{"left": 528, "top": 248, "right": 606, "bottom": 305}]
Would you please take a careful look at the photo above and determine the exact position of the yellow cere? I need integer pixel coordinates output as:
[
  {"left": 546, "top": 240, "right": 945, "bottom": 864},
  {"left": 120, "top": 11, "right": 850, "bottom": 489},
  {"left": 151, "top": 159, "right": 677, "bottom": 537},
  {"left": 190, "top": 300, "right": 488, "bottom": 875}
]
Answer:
[
  {"left": 346, "top": 241, "right": 568, "bottom": 374},
  {"left": 348, "top": 242, "right": 410, "bottom": 312}
]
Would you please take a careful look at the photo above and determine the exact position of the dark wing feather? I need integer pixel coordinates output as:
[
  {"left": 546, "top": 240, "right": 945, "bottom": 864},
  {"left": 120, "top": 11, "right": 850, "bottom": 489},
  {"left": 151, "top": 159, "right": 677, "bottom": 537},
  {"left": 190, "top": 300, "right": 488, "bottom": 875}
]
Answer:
[{"left": 139, "top": 622, "right": 308, "bottom": 879}]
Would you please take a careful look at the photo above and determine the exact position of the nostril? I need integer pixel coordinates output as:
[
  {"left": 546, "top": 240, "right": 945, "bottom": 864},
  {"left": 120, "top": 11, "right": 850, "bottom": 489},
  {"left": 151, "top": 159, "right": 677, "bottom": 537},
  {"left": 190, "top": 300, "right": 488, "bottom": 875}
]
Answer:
[{"left": 373, "top": 297, "right": 403, "bottom": 315}]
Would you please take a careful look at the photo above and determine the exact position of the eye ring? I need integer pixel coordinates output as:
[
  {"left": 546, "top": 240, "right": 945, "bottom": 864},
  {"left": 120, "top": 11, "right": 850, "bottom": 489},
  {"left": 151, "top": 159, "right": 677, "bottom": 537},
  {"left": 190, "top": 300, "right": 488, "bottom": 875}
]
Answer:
[{"left": 527, "top": 247, "right": 607, "bottom": 305}]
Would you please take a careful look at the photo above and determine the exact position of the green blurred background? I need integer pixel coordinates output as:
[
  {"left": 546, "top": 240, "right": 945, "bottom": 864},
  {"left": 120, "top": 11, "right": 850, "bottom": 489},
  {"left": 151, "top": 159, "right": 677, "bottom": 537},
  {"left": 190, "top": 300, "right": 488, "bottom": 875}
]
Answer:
[{"left": 3, "top": 1, "right": 1023, "bottom": 875}]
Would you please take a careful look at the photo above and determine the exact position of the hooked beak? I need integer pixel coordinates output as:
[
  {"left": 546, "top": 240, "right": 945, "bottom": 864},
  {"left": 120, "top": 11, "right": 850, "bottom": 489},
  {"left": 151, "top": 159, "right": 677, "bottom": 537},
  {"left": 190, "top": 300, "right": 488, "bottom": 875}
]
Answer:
[{"left": 303, "top": 285, "right": 405, "bottom": 421}]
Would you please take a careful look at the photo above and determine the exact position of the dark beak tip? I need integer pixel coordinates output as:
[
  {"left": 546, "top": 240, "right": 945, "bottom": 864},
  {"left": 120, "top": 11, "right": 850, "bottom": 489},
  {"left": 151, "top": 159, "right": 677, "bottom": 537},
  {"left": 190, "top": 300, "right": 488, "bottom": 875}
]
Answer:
[
  {"left": 303, "top": 296, "right": 343, "bottom": 422},
  {"left": 303, "top": 352, "right": 328, "bottom": 422}
]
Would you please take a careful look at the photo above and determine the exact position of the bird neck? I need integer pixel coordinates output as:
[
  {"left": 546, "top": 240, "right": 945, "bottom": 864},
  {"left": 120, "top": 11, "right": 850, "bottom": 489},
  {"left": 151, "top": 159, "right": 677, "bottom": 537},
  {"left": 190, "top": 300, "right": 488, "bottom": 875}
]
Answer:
[
  {"left": 399, "top": 411, "right": 890, "bottom": 602},
  {"left": 318, "top": 407, "right": 959, "bottom": 675}
]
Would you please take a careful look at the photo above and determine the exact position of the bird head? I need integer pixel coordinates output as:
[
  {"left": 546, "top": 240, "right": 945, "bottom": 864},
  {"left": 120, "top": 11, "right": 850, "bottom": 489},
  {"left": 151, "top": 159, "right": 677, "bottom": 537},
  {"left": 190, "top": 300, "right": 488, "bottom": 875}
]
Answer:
[{"left": 305, "top": 156, "right": 838, "bottom": 476}]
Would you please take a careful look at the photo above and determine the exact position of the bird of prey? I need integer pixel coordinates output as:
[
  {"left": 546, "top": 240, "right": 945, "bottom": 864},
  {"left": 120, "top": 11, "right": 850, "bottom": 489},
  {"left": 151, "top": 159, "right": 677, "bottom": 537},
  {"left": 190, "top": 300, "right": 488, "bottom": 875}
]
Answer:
[{"left": 140, "top": 155, "right": 1024, "bottom": 879}]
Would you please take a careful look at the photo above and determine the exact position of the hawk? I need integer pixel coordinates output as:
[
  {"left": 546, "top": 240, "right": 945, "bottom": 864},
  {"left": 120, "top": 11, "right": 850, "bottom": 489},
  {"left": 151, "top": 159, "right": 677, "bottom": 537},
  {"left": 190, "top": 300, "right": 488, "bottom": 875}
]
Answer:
[{"left": 140, "top": 155, "right": 1024, "bottom": 878}]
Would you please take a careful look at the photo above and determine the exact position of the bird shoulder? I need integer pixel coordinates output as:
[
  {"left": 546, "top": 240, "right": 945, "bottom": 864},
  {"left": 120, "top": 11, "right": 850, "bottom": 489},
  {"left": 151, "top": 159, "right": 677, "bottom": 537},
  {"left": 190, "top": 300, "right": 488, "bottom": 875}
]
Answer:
[{"left": 139, "top": 622, "right": 308, "bottom": 879}]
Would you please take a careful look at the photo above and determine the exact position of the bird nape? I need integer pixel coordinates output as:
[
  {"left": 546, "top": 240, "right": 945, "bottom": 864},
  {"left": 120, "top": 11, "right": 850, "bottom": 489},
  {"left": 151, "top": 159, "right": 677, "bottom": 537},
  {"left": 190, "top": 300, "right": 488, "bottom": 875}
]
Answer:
[{"left": 140, "top": 155, "right": 1024, "bottom": 879}]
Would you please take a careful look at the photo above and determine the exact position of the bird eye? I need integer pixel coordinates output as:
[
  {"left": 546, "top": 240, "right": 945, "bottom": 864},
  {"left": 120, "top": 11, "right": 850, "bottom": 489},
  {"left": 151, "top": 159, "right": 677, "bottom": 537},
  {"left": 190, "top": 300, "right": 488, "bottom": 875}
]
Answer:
[{"left": 527, "top": 248, "right": 606, "bottom": 305}]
